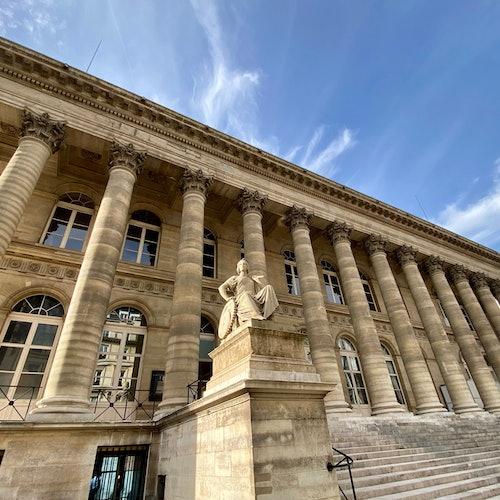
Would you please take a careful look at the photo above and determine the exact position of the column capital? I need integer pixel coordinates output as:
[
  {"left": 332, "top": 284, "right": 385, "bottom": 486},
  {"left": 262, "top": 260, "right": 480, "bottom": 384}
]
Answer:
[
  {"left": 180, "top": 168, "right": 213, "bottom": 196},
  {"left": 108, "top": 142, "right": 145, "bottom": 176},
  {"left": 237, "top": 188, "right": 267, "bottom": 215},
  {"left": 325, "top": 221, "right": 352, "bottom": 245},
  {"left": 396, "top": 245, "right": 417, "bottom": 267},
  {"left": 284, "top": 205, "right": 312, "bottom": 231},
  {"left": 364, "top": 234, "right": 387, "bottom": 256},
  {"left": 491, "top": 279, "right": 500, "bottom": 296},
  {"left": 448, "top": 264, "right": 469, "bottom": 284},
  {"left": 470, "top": 272, "right": 490, "bottom": 292},
  {"left": 21, "top": 109, "right": 65, "bottom": 153},
  {"left": 423, "top": 255, "right": 445, "bottom": 276}
]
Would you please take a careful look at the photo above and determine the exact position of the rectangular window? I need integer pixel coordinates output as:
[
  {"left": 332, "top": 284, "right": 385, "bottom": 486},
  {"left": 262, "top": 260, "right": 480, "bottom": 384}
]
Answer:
[{"left": 149, "top": 370, "right": 164, "bottom": 402}]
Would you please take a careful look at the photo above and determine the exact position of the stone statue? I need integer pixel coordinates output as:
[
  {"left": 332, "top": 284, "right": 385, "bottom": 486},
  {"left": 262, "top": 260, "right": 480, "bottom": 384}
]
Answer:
[{"left": 218, "top": 258, "right": 279, "bottom": 339}]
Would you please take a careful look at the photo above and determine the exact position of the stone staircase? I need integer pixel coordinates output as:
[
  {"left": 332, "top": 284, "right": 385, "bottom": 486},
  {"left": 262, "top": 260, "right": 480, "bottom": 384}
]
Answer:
[{"left": 328, "top": 413, "right": 500, "bottom": 499}]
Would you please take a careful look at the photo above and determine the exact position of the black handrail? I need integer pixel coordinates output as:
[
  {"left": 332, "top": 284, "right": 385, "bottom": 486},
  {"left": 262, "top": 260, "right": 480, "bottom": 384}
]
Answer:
[
  {"left": 329, "top": 446, "right": 356, "bottom": 500},
  {"left": 186, "top": 379, "right": 208, "bottom": 403}
]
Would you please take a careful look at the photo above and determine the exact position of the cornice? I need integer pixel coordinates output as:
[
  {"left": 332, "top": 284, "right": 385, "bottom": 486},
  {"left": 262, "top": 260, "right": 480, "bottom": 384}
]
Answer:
[{"left": 0, "top": 38, "right": 498, "bottom": 265}]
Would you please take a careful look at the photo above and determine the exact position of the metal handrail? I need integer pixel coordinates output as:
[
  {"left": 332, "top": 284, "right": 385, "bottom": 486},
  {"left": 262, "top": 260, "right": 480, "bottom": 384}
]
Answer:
[
  {"left": 186, "top": 379, "right": 208, "bottom": 403},
  {"left": 328, "top": 446, "right": 356, "bottom": 500}
]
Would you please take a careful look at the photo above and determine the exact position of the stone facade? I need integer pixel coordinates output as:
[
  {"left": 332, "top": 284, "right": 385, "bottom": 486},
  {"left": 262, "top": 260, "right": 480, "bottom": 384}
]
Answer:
[{"left": 0, "top": 39, "right": 499, "bottom": 499}]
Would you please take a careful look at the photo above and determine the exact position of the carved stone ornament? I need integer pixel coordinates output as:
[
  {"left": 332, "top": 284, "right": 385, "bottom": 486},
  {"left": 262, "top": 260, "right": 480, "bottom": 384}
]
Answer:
[
  {"left": 20, "top": 109, "right": 65, "bottom": 153},
  {"left": 364, "top": 234, "right": 387, "bottom": 256},
  {"left": 448, "top": 264, "right": 469, "bottom": 284},
  {"left": 180, "top": 168, "right": 213, "bottom": 195},
  {"left": 325, "top": 221, "right": 352, "bottom": 245},
  {"left": 469, "top": 272, "right": 489, "bottom": 292},
  {"left": 108, "top": 142, "right": 145, "bottom": 175},
  {"left": 490, "top": 279, "right": 500, "bottom": 297},
  {"left": 396, "top": 245, "right": 417, "bottom": 267},
  {"left": 284, "top": 206, "right": 312, "bottom": 231},
  {"left": 237, "top": 188, "right": 267, "bottom": 215},
  {"left": 423, "top": 255, "right": 444, "bottom": 276}
]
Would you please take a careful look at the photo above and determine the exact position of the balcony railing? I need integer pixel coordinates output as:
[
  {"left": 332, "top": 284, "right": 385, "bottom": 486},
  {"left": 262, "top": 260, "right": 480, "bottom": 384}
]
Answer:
[
  {"left": 187, "top": 379, "right": 208, "bottom": 403},
  {"left": 0, "top": 385, "right": 39, "bottom": 421}
]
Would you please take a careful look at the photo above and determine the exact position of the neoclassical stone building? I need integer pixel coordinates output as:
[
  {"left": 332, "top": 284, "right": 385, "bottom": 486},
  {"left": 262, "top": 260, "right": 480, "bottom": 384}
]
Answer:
[{"left": 0, "top": 38, "right": 499, "bottom": 499}]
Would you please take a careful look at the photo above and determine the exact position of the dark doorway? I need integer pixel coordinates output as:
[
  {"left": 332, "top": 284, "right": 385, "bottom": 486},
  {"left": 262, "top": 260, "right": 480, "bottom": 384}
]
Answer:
[{"left": 89, "top": 445, "right": 148, "bottom": 500}]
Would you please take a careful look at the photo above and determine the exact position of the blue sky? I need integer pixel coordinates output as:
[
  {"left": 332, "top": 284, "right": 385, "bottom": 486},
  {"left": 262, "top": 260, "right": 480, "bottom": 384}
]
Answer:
[{"left": 1, "top": 1, "right": 499, "bottom": 250}]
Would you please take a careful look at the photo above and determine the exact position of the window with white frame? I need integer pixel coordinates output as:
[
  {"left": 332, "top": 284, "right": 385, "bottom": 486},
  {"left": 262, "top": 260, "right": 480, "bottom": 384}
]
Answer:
[
  {"left": 321, "top": 260, "right": 344, "bottom": 304},
  {"left": 92, "top": 306, "right": 146, "bottom": 401},
  {"left": 337, "top": 337, "right": 369, "bottom": 405},
  {"left": 460, "top": 305, "right": 475, "bottom": 330},
  {"left": 437, "top": 300, "right": 451, "bottom": 327},
  {"left": 41, "top": 192, "right": 94, "bottom": 251},
  {"left": 381, "top": 343, "right": 406, "bottom": 405},
  {"left": 203, "top": 228, "right": 217, "bottom": 278},
  {"left": 121, "top": 211, "right": 161, "bottom": 266},
  {"left": 360, "top": 272, "right": 378, "bottom": 311},
  {"left": 0, "top": 295, "right": 64, "bottom": 400},
  {"left": 283, "top": 250, "right": 300, "bottom": 295},
  {"left": 199, "top": 316, "right": 216, "bottom": 380}
]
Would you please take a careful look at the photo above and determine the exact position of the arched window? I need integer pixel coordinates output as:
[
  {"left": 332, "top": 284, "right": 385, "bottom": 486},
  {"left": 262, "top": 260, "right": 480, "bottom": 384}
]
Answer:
[
  {"left": 321, "top": 260, "right": 344, "bottom": 304},
  {"left": 283, "top": 250, "right": 300, "bottom": 295},
  {"left": 337, "top": 337, "right": 368, "bottom": 405},
  {"left": 203, "top": 228, "right": 217, "bottom": 278},
  {"left": 360, "top": 272, "right": 378, "bottom": 311},
  {"left": 41, "top": 192, "right": 95, "bottom": 251},
  {"left": 0, "top": 295, "right": 64, "bottom": 399},
  {"left": 92, "top": 306, "right": 147, "bottom": 399},
  {"left": 381, "top": 344, "right": 405, "bottom": 405},
  {"left": 199, "top": 316, "right": 216, "bottom": 380},
  {"left": 121, "top": 210, "right": 161, "bottom": 266}
]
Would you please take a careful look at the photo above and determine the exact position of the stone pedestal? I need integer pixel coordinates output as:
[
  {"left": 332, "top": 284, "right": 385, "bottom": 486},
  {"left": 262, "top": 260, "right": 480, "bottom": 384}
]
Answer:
[{"left": 156, "top": 320, "right": 341, "bottom": 499}]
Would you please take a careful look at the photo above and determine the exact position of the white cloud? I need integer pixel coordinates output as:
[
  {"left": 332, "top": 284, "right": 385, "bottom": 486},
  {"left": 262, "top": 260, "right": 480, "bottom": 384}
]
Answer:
[{"left": 434, "top": 160, "right": 500, "bottom": 247}]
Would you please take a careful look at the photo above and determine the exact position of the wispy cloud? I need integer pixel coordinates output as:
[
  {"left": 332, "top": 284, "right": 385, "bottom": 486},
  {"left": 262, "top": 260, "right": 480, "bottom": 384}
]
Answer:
[{"left": 434, "top": 159, "right": 500, "bottom": 247}]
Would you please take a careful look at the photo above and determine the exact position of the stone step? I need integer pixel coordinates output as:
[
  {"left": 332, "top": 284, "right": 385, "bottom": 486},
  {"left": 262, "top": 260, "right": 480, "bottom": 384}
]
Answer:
[
  {"left": 339, "top": 463, "right": 500, "bottom": 498},
  {"left": 338, "top": 454, "right": 500, "bottom": 488},
  {"left": 336, "top": 447, "right": 500, "bottom": 479},
  {"left": 363, "top": 473, "right": 500, "bottom": 499},
  {"left": 438, "top": 481, "right": 500, "bottom": 499}
]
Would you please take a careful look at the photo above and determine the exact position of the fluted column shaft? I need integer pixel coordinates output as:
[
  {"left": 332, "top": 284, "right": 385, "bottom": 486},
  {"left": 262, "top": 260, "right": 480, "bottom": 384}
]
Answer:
[
  {"left": 426, "top": 259, "right": 500, "bottom": 413},
  {"left": 159, "top": 170, "right": 212, "bottom": 412},
  {"left": 365, "top": 236, "right": 445, "bottom": 414},
  {"left": 0, "top": 110, "right": 64, "bottom": 259},
  {"left": 396, "top": 247, "right": 479, "bottom": 414},
  {"left": 285, "top": 207, "right": 350, "bottom": 412},
  {"left": 238, "top": 189, "right": 268, "bottom": 281},
  {"left": 32, "top": 143, "right": 144, "bottom": 420},
  {"left": 450, "top": 267, "right": 500, "bottom": 379},
  {"left": 327, "top": 223, "right": 404, "bottom": 415},
  {"left": 470, "top": 274, "right": 500, "bottom": 336}
]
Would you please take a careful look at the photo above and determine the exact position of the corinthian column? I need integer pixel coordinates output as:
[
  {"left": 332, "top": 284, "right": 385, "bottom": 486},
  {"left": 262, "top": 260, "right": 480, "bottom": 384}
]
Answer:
[
  {"left": 364, "top": 236, "right": 445, "bottom": 414},
  {"left": 326, "top": 223, "right": 404, "bottom": 415},
  {"left": 31, "top": 143, "right": 145, "bottom": 420},
  {"left": 0, "top": 110, "right": 65, "bottom": 259},
  {"left": 425, "top": 257, "right": 500, "bottom": 413},
  {"left": 491, "top": 280, "right": 500, "bottom": 304},
  {"left": 284, "top": 207, "right": 350, "bottom": 412},
  {"left": 449, "top": 266, "right": 500, "bottom": 379},
  {"left": 396, "top": 247, "right": 479, "bottom": 414},
  {"left": 470, "top": 273, "right": 500, "bottom": 336},
  {"left": 158, "top": 169, "right": 212, "bottom": 414},
  {"left": 237, "top": 188, "right": 268, "bottom": 281}
]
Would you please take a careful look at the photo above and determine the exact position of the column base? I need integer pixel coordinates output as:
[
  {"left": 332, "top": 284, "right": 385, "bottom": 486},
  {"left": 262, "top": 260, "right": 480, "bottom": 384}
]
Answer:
[
  {"left": 28, "top": 395, "right": 94, "bottom": 422},
  {"left": 453, "top": 403, "right": 484, "bottom": 415},
  {"left": 154, "top": 398, "right": 187, "bottom": 420},
  {"left": 415, "top": 402, "right": 448, "bottom": 415},
  {"left": 371, "top": 402, "right": 407, "bottom": 416},
  {"left": 485, "top": 406, "right": 500, "bottom": 415},
  {"left": 324, "top": 398, "right": 352, "bottom": 414}
]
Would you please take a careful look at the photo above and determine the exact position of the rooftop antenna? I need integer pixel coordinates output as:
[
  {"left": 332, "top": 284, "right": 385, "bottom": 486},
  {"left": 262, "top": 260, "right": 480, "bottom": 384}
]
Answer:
[
  {"left": 414, "top": 195, "right": 429, "bottom": 219},
  {"left": 85, "top": 39, "right": 102, "bottom": 73}
]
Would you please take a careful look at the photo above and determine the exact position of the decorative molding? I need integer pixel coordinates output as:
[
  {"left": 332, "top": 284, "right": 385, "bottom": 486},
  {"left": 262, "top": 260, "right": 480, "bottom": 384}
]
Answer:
[
  {"left": 423, "top": 255, "right": 444, "bottom": 276},
  {"left": 0, "top": 40, "right": 497, "bottom": 264},
  {"left": 396, "top": 245, "right": 417, "bottom": 267},
  {"left": 364, "top": 234, "right": 387, "bottom": 256},
  {"left": 326, "top": 221, "right": 352, "bottom": 245},
  {"left": 80, "top": 148, "right": 102, "bottom": 162},
  {"left": 284, "top": 205, "right": 312, "bottom": 231},
  {"left": 448, "top": 264, "right": 469, "bottom": 284},
  {"left": 237, "top": 188, "right": 267, "bottom": 215},
  {"left": 21, "top": 109, "right": 65, "bottom": 153},
  {"left": 108, "top": 142, "right": 145, "bottom": 176},
  {"left": 469, "top": 272, "right": 489, "bottom": 292},
  {"left": 180, "top": 168, "right": 212, "bottom": 196},
  {"left": 0, "top": 120, "right": 19, "bottom": 137}
]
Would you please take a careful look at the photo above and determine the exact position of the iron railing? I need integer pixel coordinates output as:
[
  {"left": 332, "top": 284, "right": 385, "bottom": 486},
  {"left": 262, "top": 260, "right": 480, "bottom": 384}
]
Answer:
[
  {"left": 186, "top": 379, "right": 208, "bottom": 403},
  {"left": 328, "top": 446, "right": 356, "bottom": 500},
  {"left": 91, "top": 389, "right": 158, "bottom": 422},
  {"left": 0, "top": 385, "right": 40, "bottom": 421}
]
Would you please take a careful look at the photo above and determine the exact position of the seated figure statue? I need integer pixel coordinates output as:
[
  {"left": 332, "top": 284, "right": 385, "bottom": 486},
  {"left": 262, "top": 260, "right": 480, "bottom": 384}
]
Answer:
[{"left": 218, "top": 258, "right": 279, "bottom": 339}]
